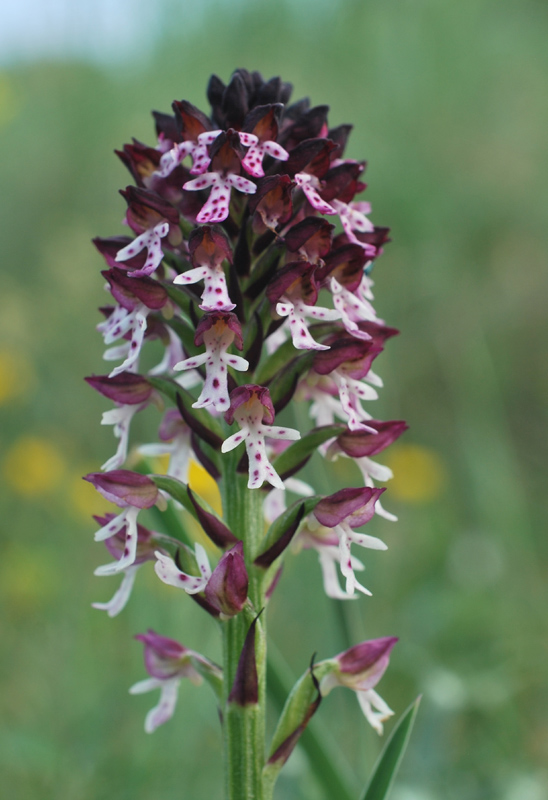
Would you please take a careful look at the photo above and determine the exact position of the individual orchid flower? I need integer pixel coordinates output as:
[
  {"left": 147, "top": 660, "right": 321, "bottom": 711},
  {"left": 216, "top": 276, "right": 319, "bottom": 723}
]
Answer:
[
  {"left": 319, "top": 637, "right": 397, "bottom": 734},
  {"left": 161, "top": 126, "right": 259, "bottom": 178},
  {"left": 329, "top": 275, "right": 379, "bottom": 338},
  {"left": 331, "top": 199, "right": 377, "bottom": 257},
  {"left": 173, "top": 225, "right": 235, "bottom": 311},
  {"left": 98, "top": 268, "right": 168, "bottom": 377},
  {"left": 266, "top": 262, "right": 340, "bottom": 351},
  {"left": 293, "top": 522, "right": 367, "bottom": 600},
  {"left": 222, "top": 385, "right": 300, "bottom": 489},
  {"left": 97, "top": 303, "right": 148, "bottom": 377},
  {"left": 294, "top": 172, "right": 337, "bottom": 215},
  {"left": 183, "top": 130, "right": 257, "bottom": 224},
  {"left": 326, "top": 421, "right": 408, "bottom": 521},
  {"left": 154, "top": 542, "right": 248, "bottom": 618},
  {"left": 84, "top": 470, "right": 163, "bottom": 576},
  {"left": 114, "top": 186, "right": 182, "bottom": 277},
  {"left": 314, "top": 242, "right": 377, "bottom": 341},
  {"left": 285, "top": 138, "right": 338, "bottom": 215},
  {"left": 312, "top": 338, "right": 385, "bottom": 431},
  {"left": 91, "top": 513, "right": 161, "bottom": 616},
  {"left": 115, "top": 220, "right": 170, "bottom": 276},
  {"left": 130, "top": 629, "right": 222, "bottom": 732},
  {"left": 301, "top": 487, "right": 387, "bottom": 597},
  {"left": 154, "top": 99, "right": 218, "bottom": 177},
  {"left": 247, "top": 174, "right": 294, "bottom": 233},
  {"left": 174, "top": 312, "right": 249, "bottom": 413},
  {"left": 240, "top": 104, "right": 289, "bottom": 178},
  {"left": 85, "top": 373, "right": 157, "bottom": 471}
]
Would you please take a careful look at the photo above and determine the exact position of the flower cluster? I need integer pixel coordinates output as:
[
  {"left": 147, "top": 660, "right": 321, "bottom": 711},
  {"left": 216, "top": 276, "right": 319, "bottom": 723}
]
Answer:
[{"left": 86, "top": 70, "right": 408, "bottom": 789}]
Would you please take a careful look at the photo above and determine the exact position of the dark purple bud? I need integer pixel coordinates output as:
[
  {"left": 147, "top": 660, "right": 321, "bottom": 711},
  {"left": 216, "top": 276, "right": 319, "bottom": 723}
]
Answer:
[
  {"left": 207, "top": 74, "right": 226, "bottom": 126},
  {"left": 282, "top": 104, "right": 330, "bottom": 149},
  {"left": 285, "top": 138, "right": 337, "bottom": 179},
  {"left": 116, "top": 141, "right": 162, "bottom": 188},
  {"left": 228, "top": 612, "right": 262, "bottom": 706},
  {"left": 314, "top": 486, "right": 385, "bottom": 529},
  {"left": 85, "top": 373, "right": 153, "bottom": 405},
  {"left": 103, "top": 268, "right": 168, "bottom": 311},
  {"left": 152, "top": 110, "right": 181, "bottom": 143},
  {"left": 327, "top": 124, "right": 354, "bottom": 159},
  {"left": 320, "top": 161, "right": 365, "bottom": 203},
  {"left": 84, "top": 470, "right": 160, "bottom": 509},
  {"left": 120, "top": 185, "right": 181, "bottom": 245},
  {"left": 220, "top": 71, "right": 249, "bottom": 130},
  {"left": 335, "top": 420, "right": 408, "bottom": 458},
  {"left": 337, "top": 637, "right": 398, "bottom": 679},
  {"left": 204, "top": 542, "right": 248, "bottom": 617},
  {"left": 172, "top": 99, "right": 213, "bottom": 140},
  {"left": 242, "top": 103, "right": 282, "bottom": 141},
  {"left": 187, "top": 487, "right": 238, "bottom": 548},
  {"left": 313, "top": 338, "right": 383, "bottom": 379}
]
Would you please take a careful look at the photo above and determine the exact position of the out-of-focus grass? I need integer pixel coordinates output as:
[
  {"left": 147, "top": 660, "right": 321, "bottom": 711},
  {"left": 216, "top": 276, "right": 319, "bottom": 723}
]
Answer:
[{"left": 1, "top": 1, "right": 547, "bottom": 798}]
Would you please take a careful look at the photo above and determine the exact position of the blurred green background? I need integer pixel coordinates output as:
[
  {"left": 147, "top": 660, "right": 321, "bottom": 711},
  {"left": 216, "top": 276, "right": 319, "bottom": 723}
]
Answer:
[{"left": 1, "top": 1, "right": 547, "bottom": 798}]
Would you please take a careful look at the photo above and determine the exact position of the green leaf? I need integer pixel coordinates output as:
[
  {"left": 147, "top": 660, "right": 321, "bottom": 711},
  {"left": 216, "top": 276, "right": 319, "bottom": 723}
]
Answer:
[
  {"left": 272, "top": 423, "right": 345, "bottom": 478},
  {"left": 254, "top": 337, "right": 303, "bottom": 385},
  {"left": 149, "top": 474, "right": 196, "bottom": 516},
  {"left": 360, "top": 696, "right": 421, "bottom": 800},
  {"left": 256, "top": 496, "right": 322, "bottom": 565},
  {"left": 268, "top": 352, "right": 315, "bottom": 411}
]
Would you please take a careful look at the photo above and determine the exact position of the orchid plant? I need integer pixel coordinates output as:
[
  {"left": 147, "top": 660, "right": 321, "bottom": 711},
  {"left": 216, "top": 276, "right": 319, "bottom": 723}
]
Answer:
[{"left": 86, "top": 69, "right": 419, "bottom": 800}]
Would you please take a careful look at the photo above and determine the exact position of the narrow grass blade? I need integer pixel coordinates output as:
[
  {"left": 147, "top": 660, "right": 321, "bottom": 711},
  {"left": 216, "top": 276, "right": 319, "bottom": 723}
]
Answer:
[{"left": 360, "top": 696, "right": 421, "bottom": 800}]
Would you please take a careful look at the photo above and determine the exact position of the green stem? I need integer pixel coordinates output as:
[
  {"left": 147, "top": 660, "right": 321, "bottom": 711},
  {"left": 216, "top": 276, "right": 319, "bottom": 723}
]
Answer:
[{"left": 220, "top": 453, "right": 268, "bottom": 800}]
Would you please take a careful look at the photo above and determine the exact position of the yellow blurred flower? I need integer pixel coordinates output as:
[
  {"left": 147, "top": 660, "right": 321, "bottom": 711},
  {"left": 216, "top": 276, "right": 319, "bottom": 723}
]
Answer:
[
  {"left": 70, "top": 470, "right": 119, "bottom": 519},
  {"left": 3, "top": 436, "right": 65, "bottom": 496},
  {"left": 0, "top": 544, "right": 59, "bottom": 611},
  {"left": 382, "top": 444, "right": 447, "bottom": 503},
  {"left": 188, "top": 459, "right": 222, "bottom": 514},
  {"left": 0, "top": 349, "right": 35, "bottom": 405}
]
